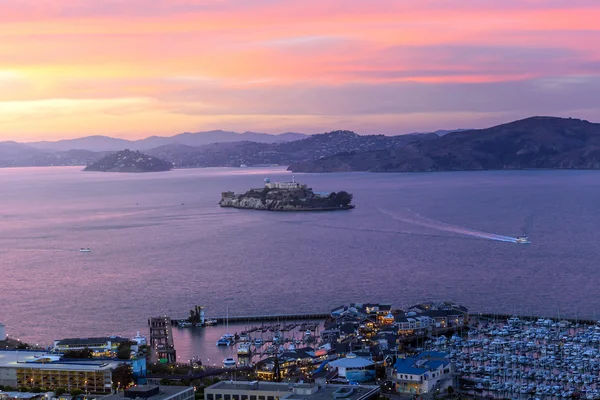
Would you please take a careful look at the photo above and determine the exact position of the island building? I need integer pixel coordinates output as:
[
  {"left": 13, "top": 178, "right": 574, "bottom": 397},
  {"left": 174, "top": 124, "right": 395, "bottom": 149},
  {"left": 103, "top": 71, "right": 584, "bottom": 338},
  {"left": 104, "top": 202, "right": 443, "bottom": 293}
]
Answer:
[
  {"left": 0, "top": 351, "right": 121, "bottom": 393},
  {"left": 263, "top": 177, "right": 306, "bottom": 190},
  {"left": 101, "top": 385, "right": 194, "bottom": 400},
  {"left": 393, "top": 352, "right": 453, "bottom": 395},
  {"left": 204, "top": 381, "right": 379, "bottom": 400}
]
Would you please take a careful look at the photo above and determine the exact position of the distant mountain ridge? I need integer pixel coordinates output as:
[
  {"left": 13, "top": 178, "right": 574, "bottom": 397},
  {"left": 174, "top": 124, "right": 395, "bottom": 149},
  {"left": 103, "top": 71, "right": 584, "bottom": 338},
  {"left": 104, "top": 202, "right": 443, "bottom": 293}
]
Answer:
[
  {"left": 288, "top": 117, "right": 600, "bottom": 172},
  {"left": 5, "top": 117, "right": 597, "bottom": 172},
  {"left": 27, "top": 130, "right": 309, "bottom": 152}
]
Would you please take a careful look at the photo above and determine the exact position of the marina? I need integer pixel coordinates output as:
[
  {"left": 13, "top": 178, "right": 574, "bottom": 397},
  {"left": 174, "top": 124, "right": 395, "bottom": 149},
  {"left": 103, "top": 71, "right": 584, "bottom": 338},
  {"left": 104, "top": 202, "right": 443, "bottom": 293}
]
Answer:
[{"left": 422, "top": 316, "right": 600, "bottom": 399}]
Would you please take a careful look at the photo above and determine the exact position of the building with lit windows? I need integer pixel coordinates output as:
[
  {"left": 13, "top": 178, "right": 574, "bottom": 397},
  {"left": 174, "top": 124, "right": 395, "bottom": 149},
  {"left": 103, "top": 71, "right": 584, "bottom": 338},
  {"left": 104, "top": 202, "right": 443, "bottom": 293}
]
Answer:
[
  {"left": 0, "top": 351, "right": 121, "bottom": 393},
  {"left": 53, "top": 336, "right": 131, "bottom": 357}
]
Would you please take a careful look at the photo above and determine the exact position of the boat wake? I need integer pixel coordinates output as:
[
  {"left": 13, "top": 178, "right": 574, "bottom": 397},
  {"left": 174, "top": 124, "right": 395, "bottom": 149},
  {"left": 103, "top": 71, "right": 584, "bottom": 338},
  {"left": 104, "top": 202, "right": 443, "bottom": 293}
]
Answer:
[{"left": 380, "top": 208, "right": 518, "bottom": 243}]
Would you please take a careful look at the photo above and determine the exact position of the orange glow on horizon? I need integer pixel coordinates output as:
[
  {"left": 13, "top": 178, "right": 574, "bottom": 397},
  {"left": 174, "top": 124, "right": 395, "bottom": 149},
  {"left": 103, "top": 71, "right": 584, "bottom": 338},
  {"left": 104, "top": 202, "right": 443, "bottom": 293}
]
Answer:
[{"left": 0, "top": 0, "right": 599, "bottom": 140}]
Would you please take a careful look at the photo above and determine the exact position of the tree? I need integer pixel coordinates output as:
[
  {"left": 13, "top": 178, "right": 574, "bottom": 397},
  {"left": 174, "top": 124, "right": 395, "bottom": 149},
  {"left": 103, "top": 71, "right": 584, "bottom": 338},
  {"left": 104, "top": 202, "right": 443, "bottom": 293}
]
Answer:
[
  {"left": 117, "top": 342, "right": 131, "bottom": 360},
  {"left": 112, "top": 364, "right": 134, "bottom": 389},
  {"left": 63, "top": 348, "right": 93, "bottom": 359},
  {"left": 333, "top": 191, "right": 353, "bottom": 207},
  {"left": 55, "top": 388, "right": 67, "bottom": 396},
  {"left": 446, "top": 386, "right": 454, "bottom": 396},
  {"left": 69, "top": 389, "right": 83, "bottom": 397}
]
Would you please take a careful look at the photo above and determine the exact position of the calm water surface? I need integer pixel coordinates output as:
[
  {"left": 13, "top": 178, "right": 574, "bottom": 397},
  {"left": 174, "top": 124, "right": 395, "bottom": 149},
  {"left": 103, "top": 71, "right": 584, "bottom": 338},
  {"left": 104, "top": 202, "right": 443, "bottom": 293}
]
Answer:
[{"left": 1, "top": 167, "right": 599, "bottom": 359}]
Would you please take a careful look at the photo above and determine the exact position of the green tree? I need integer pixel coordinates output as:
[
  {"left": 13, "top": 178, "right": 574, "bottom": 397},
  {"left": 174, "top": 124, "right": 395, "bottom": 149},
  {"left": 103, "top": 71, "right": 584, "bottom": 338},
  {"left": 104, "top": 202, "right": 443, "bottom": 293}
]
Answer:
[
  {"left": 117, "top": 343, "right": 132, "bottom": 360},
  {"left": 64, "top": 348, "right": 93, "bottom": 359},
  {"left": 333, "top": 191, "right": 353, "bottom": 206},
  {"left": 112, "top": 364, "right": 134, "bottom": 389},
  {"left": 69, "top": 389, "right": 83, "bottom": 397},
  {"left": 55, "top": 388, "right": 67, "bottom": 396}
]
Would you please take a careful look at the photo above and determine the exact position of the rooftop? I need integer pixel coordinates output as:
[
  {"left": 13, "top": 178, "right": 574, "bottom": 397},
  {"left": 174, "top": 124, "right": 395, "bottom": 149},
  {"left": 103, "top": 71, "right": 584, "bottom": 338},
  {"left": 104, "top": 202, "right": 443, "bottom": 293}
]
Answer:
[
  {"left": 206, "top": 382, "right": 379, "bottom": 400},
  {"left": 55, "top": 337, "right": 131, "bottom": 346},
  {"left": 0, "top": 351, "right": 120, "bottom": 371},
  {"left": 101, "top": 386, "right": 193, "bottom": 400},
  {"left": 394, "top": 352, "right": 450, "bottom": 375},
  {"left": 329, "top": 354, "right": 374, "bottom": 369}
]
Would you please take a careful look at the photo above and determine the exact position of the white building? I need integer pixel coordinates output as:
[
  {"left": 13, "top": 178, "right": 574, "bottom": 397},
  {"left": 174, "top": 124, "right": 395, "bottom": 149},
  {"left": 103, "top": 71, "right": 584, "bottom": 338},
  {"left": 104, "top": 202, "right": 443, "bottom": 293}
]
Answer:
[
  {"left": 264, "top": 177, "right": 306, "bottom": 190},
  {"left": 328, "top": 353, "right": 375, "bottom": 382},
  {"left": 394, "top": 352, "right": 453, "bottom": 395}
]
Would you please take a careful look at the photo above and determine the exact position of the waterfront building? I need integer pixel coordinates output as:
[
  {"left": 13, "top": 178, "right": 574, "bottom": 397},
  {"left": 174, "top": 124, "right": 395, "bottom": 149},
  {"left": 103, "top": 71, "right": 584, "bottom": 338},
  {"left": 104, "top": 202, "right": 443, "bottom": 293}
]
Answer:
[
  {"left": 0, "top": 324, "right": 5, "bottom": 341},
  {"left": 0, "top": 351, "right": 121, "bottom": 393},
  {"left": 393, "top": 352, "right": 453, "bottom": 395},
  {"left": 52, "top": 336, "right": 131, "bottom": 357},
  {"left": 327, "top": 353, "right": 375, "bottom": 383},
  {"left": 408, "top": 302, "right": 468, "bottom": 329},
  {"left": 101, "top": 385, "right": 194, "bottom": 400},
  {"left": 394, "top": 315, "right": 432, "bottom": 335},
  {"left": 204, "top": 381, "right": 379, "bottom": 400}
]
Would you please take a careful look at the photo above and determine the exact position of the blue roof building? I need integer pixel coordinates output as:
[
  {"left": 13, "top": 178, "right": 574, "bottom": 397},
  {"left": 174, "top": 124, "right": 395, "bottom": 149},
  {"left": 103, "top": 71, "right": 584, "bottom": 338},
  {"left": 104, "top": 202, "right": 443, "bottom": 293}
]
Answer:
[{"left": 393, "top": 352, "right": 453, "bottom": 395}]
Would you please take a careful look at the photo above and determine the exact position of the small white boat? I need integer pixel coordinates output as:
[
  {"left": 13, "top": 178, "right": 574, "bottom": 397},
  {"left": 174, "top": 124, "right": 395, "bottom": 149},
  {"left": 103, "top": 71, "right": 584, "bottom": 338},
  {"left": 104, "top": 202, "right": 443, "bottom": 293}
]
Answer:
[
  {"left": 237, "top": 342, "right": 251, "bottom": 356},
  {"left": 79, "top": 248, "right": 91, "bottom": 253},
  {"left": 304, "top": 329, "right": 312, "bottom": 336},
  {"left": 205, "top": 319, "right": 218, "bottom": 326},
  {"left": 217, "top": 333, "right": 235, "bottom": 346},
  {"left": 516, "top": 235, "right": 531, "bottom": 244},
  {"left": 254, "top": 338, "right": 263, "bottom": 346},
  {"left": 178, "top": 321, "right": 193, "bottom": 328},
  {"left": 223, "top": 357, "right": 236, "bottom": 368}
]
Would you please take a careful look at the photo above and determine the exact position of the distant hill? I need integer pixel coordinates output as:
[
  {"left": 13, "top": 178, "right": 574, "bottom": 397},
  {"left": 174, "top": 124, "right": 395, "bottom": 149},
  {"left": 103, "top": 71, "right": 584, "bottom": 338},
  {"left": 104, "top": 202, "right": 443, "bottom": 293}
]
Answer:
[
  {"left": 27, "top": 131, "right": 308, "bottom": 152},
  {"left": 84, "top": 149, "right": 173, "bottom": 172},
  {"left": 144, "top": 130, "right": 437, "bottom": 168},
  {"left": 0, "top": 141, "right": 105, "bottom": 168},
  {"left": 288, "top": 117, "right": 600, "bottom": 172}
]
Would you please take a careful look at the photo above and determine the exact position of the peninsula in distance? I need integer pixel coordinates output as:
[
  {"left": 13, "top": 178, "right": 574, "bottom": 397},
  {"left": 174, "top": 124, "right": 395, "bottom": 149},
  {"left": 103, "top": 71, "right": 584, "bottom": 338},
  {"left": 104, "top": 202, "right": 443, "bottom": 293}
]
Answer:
[{"left": 2, "top": 116, "right": 600, "bottom": 173}]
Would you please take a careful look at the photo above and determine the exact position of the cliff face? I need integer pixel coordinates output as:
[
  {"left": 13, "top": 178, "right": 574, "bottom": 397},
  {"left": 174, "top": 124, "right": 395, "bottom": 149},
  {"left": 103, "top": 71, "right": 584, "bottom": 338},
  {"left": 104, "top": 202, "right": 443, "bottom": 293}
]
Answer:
[{"left": 219, "top": 187, "right": 354, "bottom": 211}]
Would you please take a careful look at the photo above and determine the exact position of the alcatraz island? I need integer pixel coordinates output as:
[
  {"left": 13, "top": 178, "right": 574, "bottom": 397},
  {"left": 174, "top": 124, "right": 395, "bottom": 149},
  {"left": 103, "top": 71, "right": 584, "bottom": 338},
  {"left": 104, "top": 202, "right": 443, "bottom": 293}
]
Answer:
[{"left": 219, "top": 178, "right": 354, "bottom": 211}]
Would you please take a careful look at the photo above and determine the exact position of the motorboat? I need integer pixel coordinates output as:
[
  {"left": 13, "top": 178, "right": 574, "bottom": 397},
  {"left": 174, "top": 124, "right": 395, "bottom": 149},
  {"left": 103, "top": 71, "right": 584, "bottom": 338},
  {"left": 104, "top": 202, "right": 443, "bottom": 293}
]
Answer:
[
  {"left": 253, "top": 338, "right": 263, "bottom": 346},
  {"left": 237, "top": 342, "right": 251, "bottom": 356},
  {"left": 516, "top": 235, "right": 531, "bottom": 244},
  {"left": 223, "top": 357, "right": 237, "bottom": 368},
  {"left": 217, "top": 333, "right": 235, "bottom": 346},
  {"left": 239, "top": 334, "right": 250, "bottom": 342},
  {"left": 80, "top": 248, "right": 91, "bottom": 253}
]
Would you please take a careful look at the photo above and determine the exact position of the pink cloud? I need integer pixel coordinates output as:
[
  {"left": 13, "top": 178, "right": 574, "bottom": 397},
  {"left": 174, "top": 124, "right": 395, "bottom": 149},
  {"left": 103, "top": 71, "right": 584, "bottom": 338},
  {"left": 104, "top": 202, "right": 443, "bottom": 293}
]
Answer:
[{"left": 0, "top": 0, "right": 599, "bottom": 139}]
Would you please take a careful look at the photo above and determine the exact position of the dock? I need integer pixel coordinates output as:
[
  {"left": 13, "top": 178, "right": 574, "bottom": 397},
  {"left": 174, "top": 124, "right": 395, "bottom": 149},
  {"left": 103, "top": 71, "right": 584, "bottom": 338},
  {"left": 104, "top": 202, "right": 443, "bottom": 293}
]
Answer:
[{"left": 168, "top": 312, "right": 329, "bottom": 326}]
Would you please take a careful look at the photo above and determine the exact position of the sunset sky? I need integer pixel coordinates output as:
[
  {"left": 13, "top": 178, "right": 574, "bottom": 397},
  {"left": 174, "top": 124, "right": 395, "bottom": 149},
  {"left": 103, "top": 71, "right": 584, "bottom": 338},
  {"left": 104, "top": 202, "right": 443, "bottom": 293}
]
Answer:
[{"left": 1, "top": 0, "right": 599, "bottom": 141}]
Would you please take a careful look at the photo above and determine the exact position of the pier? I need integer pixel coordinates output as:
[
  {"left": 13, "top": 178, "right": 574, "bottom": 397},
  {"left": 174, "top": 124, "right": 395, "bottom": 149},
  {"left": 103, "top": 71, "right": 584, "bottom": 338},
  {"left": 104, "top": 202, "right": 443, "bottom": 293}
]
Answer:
[{"left": 168, "top": 312, "right": 329, "bottom": 326}]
